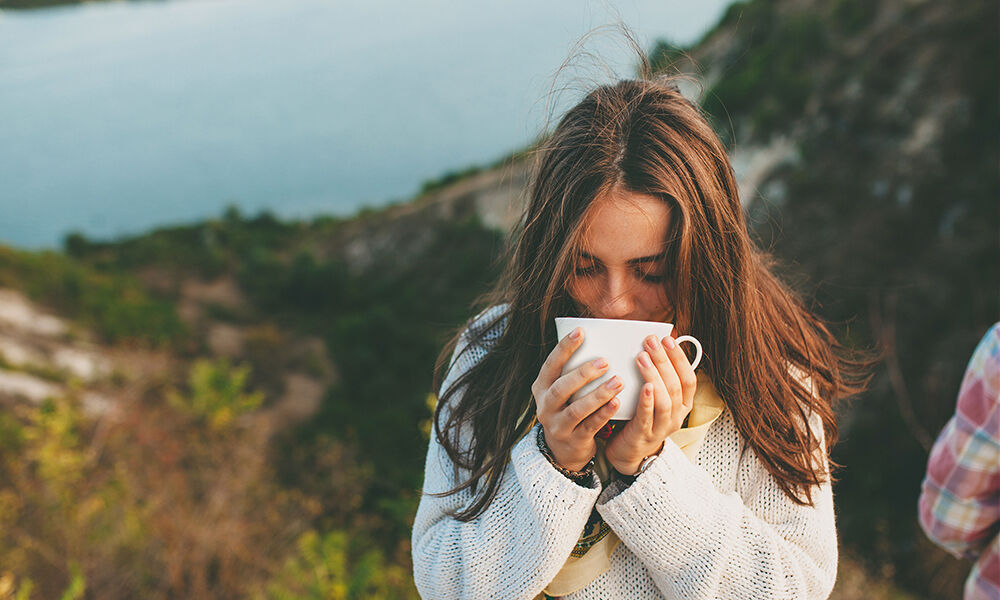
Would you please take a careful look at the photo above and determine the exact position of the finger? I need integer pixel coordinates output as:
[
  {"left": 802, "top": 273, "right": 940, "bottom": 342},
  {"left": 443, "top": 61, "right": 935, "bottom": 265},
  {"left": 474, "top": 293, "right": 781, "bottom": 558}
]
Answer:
[
  {"left": 562, "top": 374, "right": 622, "bottom": 429},
  {"left": 633, "top": 382, "right": 656, "bottom": 435},
  {"left": 535, "top": 327, "right": 585, "bottom": 393},
  {"left": 636, "top": 350, "right": 671, "bottom": 423},
  {"left": 547, "top": 358, "right": 610, "bottom": 411},
  {"left": 662, "top": 335, "right": 697, "bottom": 409},
  {"left": 576, "top": 394, "right": 620, "bottom": 437},
  {"left": 645, "top": 335, "right": 683, "bottom": 410}
]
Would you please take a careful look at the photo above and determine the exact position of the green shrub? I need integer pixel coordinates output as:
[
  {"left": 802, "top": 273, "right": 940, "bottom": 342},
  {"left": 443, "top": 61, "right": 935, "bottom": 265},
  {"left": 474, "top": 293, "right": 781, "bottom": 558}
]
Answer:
[
  {"left": 169, "top": 358, "right": 264, "bottom": 429},
  {"left": 700, "top": 4, "right": 828, "bottom": 139},
  {"left": 0, "top": 246, "right": 187, "bottom": 347},
  {"left": 255, "top": 530, "right": 417, "bottom": 600}
]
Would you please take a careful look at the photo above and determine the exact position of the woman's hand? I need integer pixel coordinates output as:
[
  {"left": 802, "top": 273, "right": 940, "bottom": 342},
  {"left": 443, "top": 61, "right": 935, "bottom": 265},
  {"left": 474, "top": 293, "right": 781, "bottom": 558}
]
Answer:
[
  {"left": 605, "top": 333, "right": 698, "bottom": 476},
  {"left": 532, "top": 327, "right": 622, "bottom": 472}
]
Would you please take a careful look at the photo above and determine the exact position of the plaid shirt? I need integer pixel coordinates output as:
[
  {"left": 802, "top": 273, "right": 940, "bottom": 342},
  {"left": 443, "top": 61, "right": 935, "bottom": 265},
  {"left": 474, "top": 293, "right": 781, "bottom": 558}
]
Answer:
[{"left": 919, "top": 323, "right": 1000, "bottom": 600}]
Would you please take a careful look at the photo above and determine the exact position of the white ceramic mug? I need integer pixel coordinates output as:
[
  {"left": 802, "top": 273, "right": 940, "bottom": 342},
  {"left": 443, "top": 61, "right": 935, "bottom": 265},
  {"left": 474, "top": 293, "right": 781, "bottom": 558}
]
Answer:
[{"left": 554, "top": 316, "right": 703, "bottom": 420}]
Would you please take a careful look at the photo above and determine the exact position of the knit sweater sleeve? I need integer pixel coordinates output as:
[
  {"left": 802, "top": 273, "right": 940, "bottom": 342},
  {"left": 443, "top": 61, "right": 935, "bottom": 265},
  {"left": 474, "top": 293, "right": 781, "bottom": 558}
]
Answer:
[
  {"left": 595, "top": 412, "right": 837, "bottom": 600},
  {"left": 411, "top": 306, "right": 601, "bottom": 599}
]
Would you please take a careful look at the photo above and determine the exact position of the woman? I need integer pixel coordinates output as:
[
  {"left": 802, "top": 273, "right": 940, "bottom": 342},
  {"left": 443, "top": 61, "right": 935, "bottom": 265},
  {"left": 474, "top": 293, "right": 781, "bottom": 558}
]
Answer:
[{"left": 411, "top": 71, "right": 868, "bottom": 599}]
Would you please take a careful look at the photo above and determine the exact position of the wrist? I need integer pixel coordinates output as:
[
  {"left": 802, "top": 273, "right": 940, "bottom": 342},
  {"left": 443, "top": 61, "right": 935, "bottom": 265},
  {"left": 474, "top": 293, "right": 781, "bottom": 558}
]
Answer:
[
  {"left": 537, "top": 427, "right": 594, "bottom": 482},
  {"left": 559, "top": 458, "right": 592, "bottom": 472},
  {"left": 613, "top": 441, "right": 666, "bottom": 477},
  {"left": 613, "top": 459, "right": 643, "bottom": 477}
]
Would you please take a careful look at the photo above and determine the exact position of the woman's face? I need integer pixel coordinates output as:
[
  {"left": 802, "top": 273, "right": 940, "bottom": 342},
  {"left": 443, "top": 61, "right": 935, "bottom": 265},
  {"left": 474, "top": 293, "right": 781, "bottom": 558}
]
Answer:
[{"left": 567, "top": 187, "right": 675, "bottom": 322}]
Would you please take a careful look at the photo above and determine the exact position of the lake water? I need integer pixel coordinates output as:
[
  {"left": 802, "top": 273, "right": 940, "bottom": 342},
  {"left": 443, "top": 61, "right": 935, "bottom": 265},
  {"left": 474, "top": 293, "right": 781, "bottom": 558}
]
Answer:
[{"left": 0, "top": 0, "right": 731, "bottom": 249}]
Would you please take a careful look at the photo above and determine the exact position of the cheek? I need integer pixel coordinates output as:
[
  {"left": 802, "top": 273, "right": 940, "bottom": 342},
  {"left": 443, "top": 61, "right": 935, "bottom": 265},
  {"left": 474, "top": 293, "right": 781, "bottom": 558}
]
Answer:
[
  {"left": 567, "top": 277, "right": 604, "bottom": 314},
  {"left": 566, "top": 278, "right": 589, "bottom": 304},
  {"left": 644, "top": 285, "right": 673, "bottom": 313}
]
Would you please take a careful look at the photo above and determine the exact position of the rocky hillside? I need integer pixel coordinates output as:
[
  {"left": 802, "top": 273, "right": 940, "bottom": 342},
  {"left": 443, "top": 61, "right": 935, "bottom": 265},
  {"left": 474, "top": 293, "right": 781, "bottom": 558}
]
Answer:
[{"left": 678, "top": 5, "right": 998, "bottom": 597}]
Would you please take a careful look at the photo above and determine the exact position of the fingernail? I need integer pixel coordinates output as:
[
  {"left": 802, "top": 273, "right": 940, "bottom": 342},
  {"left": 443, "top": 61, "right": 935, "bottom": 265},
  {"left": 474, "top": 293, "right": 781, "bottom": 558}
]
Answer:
[
  {"left": 592, "top": 358, "right": 608, "bottom": 369},
  {"left": 645, "top": 335, "right": 657, "bottom": 350},
  {"left": 638, "top": 352, "right": 652, "bottom": 368},
  {"left": 570, "top": 327, "right": 582, "bottom": 340},
  {"left": 604, "top": 376, "right": 622, "bottom": 390},
  {"left": 662, "top": 336, "right": 676, "bottom": 349}
]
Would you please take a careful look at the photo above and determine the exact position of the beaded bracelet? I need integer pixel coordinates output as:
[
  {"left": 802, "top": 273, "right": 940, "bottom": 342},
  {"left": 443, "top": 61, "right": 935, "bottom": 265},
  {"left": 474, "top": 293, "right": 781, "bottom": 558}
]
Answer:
[{"left": 536, "top": 426, "right": 595, "bottom": 484}]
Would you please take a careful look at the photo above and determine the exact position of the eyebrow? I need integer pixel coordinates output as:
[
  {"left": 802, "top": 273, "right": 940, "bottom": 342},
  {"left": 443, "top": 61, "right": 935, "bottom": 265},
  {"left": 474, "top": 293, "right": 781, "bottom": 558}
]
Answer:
[{"left": 579, "top": 251, "right": 668, "bottom": 265}]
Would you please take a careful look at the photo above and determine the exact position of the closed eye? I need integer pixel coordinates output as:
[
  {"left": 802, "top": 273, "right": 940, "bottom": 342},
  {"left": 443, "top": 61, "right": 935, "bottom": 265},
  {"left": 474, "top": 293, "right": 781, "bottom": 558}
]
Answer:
[
  {"left": 639, "top": 271, "right": 664, "bottom": 283},
  {"left": 573, "top": 264, "right": 664, "bottom": 283}
]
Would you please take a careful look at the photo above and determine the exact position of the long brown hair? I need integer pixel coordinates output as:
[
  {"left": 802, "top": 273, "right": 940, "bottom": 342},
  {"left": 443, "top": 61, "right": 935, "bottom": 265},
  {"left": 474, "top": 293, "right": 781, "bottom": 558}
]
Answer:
[{"left": 429, "top": 68, "right": 869, "bottom": 522}]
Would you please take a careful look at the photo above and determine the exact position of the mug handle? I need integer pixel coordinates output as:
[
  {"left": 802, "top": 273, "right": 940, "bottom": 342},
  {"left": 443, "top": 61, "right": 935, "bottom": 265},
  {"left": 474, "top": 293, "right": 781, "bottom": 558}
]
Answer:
[{"left": 673, "top": 335, "right": 703, "bottom": 370}]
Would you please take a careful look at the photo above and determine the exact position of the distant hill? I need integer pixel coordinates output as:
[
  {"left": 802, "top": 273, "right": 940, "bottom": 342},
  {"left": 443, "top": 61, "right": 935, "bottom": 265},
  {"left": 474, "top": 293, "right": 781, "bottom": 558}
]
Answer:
[{"left": 0, "top": 0, "right": 148, "bottom": 10}]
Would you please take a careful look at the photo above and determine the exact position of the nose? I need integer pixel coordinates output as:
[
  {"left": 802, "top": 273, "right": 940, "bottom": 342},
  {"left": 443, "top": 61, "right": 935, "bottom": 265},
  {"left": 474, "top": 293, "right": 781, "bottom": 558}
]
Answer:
[{"left": 598, "top": 273, "right": 634, "bottom": 319}]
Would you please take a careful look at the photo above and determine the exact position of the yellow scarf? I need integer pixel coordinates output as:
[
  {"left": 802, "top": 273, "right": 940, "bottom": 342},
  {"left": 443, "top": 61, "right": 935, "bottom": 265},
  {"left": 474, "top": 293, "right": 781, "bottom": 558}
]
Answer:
[{"left": 538, "top": 372, "right": 725, "bottom": 598}]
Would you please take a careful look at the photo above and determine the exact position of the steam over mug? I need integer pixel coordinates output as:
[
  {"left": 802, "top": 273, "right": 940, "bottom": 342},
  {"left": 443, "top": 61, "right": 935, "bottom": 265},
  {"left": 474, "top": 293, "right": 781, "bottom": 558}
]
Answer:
[{"left": 554, "top": 317, "right": 703, "bottom": 420}]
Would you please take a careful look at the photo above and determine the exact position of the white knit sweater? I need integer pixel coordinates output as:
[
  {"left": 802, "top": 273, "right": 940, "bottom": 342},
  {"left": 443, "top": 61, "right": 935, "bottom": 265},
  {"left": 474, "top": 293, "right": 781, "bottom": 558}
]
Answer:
[{"left": 411, "top": 306, "right": 838, "bottom": 599}]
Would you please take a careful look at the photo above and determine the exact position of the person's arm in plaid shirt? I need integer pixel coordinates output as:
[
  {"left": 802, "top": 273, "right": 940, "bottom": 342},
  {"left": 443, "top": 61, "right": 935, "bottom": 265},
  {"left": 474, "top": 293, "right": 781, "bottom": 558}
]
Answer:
[{"left": 918, "top": 323, "right": 1000, "bottom": 559}]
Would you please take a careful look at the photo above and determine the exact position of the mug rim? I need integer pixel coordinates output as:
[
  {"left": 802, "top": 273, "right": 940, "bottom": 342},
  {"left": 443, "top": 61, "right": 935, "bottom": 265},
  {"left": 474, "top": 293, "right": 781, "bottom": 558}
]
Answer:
[{"left": 554, "top": 316, "right": 676, "bottom": 327}]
